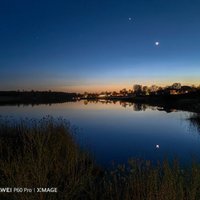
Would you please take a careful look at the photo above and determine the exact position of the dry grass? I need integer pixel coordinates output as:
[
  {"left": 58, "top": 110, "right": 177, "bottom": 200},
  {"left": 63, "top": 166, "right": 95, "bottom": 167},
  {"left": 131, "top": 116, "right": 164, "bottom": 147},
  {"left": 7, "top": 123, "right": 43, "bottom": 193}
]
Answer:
[
  {"left": 0, "top": 117, "right": 200, "bottom": 200},
  {"left": 0, "top": 117, "right": 95, "bottom": 200},
  {"left": 189, "top": 113, "right": 200, "bottom": 133}
]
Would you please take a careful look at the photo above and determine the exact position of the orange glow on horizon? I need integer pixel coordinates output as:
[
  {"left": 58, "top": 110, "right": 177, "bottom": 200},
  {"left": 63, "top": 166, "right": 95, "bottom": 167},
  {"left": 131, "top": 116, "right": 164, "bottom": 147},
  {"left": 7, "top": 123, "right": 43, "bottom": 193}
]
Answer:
[
  {"left": 9, "top": 78, "right": 199, "bottom": 93},
  {"left": 59, "top": 79, "right": 200, "bottom": 93}
]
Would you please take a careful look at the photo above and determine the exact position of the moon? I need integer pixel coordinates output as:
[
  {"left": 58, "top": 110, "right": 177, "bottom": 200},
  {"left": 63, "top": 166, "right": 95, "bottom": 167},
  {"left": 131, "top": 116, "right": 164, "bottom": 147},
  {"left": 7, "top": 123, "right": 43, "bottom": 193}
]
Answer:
[
  {"left": 155, "top": 41, "right": 160, "bottom": 46},
  {"left": 128, "top": 17, "right": 132, "bottom": 21}
]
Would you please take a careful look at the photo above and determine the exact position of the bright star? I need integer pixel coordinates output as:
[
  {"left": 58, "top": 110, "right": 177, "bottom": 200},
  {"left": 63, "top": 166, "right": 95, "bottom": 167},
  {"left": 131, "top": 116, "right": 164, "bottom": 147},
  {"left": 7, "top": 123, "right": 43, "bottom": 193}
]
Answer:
[
  {"left": 155, "top": 41, "right": 160, "bottom": 46},
  {"left": 128, "top": 17, "right": 132, "bottom": 21}
]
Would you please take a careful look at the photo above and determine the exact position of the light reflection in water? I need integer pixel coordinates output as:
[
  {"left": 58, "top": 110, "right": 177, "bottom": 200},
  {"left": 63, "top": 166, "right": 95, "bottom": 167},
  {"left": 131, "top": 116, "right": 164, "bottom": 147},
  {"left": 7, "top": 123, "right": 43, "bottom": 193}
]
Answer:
[{"left": 0, "top": 100, "right": 199, "bottom": 167}]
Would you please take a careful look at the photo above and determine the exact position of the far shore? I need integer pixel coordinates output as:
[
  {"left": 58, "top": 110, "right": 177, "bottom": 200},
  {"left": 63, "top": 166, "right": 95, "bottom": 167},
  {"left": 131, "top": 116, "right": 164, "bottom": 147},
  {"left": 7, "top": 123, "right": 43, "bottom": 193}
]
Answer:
[
  {"left": 0, "top": 90, "right": 200, "bottom": 113},
  {"left": 82, "top": 92, "right": 200, "bottom": 113}
]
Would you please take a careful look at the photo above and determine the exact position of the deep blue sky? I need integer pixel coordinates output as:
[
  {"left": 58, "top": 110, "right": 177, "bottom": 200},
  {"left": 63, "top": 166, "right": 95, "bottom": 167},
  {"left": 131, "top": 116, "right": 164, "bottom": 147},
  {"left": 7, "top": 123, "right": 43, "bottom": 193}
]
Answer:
[{"left": 0, "top": 0, "right": 200, "bottom": 92}]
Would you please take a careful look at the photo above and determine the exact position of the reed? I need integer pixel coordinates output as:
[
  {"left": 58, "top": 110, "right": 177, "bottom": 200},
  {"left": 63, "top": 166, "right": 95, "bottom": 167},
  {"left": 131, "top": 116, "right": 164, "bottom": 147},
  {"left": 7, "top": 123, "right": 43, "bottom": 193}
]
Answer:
[{"left": 0, "top": 117, "right": 200, "bottom": 200}]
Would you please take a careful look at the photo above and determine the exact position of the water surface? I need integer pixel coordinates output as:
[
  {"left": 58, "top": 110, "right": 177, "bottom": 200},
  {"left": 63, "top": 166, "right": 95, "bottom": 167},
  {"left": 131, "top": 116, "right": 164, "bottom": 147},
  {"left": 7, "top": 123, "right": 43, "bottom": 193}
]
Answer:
[{"left": 0, "top": 101, "right": 199, "bottom": 167}]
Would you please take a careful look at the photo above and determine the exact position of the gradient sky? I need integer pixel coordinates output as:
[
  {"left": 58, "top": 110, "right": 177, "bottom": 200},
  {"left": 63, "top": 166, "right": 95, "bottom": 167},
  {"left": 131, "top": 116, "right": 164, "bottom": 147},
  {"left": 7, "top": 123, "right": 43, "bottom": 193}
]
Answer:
[{"left": 0, "top": 0, "right": 200, "bottom": 92}]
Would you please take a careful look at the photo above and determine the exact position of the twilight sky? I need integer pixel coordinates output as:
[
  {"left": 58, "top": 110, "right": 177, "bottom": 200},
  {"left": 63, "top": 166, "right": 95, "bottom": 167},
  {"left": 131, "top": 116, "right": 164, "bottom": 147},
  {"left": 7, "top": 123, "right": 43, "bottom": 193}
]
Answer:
[{"left": 0, "top": 0, "right": 200, "bottom": 92}]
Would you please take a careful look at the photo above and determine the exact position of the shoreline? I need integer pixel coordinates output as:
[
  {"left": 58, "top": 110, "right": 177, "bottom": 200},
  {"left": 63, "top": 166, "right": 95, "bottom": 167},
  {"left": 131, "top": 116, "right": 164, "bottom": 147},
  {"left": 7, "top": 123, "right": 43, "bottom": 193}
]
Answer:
[{"left": 1, "top": 90, "right": 200, "bottom": 113}]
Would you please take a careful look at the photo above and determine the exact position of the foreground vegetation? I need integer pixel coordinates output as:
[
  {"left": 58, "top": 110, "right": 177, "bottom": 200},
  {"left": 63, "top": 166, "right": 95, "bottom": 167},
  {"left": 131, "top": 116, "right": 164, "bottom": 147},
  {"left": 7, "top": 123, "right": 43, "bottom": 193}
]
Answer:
[
  {"left": 1, "top": 117, "right": 200, "bottom": 200},
  {"left": 189, "top": 113, "right": 200, "bottom": 132}
]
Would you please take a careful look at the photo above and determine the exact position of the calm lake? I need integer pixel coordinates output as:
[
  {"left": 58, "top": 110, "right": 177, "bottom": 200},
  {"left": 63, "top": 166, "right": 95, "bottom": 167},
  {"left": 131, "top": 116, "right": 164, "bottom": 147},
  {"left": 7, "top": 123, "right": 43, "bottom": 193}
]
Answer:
[{"left": 0, "top": 100, "right": 200, "bottom": 167}]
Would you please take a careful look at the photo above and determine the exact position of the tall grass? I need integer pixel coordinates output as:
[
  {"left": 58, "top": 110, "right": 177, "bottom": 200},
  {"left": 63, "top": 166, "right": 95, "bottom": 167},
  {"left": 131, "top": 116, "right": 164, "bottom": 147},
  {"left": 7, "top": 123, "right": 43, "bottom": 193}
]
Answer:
[
  {"left": 189, "top": 113, "right": 200, "bottom": 133},
  {"left": 0, "top": 117, "right": 200, "bottom": 200},
  {"left": 0, "top": 117, "right": 95, "bottom": 200}
]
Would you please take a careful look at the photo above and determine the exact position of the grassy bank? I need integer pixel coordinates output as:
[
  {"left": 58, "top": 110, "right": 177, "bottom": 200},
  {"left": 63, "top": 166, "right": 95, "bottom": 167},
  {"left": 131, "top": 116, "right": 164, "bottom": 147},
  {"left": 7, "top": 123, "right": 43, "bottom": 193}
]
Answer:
[
  {"left": 189, "top": 113, "right": 200, "bottom": 133},
  {"left": 1, "top": 117, "right": 200, "bottom": 200}
]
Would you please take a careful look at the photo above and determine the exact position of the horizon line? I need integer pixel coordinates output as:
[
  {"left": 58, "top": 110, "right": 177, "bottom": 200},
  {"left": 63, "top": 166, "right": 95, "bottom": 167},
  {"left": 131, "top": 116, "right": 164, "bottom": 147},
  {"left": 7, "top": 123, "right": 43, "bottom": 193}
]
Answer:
[{"left": 0, "top": 82, "right": 199, "bottom": 94}]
